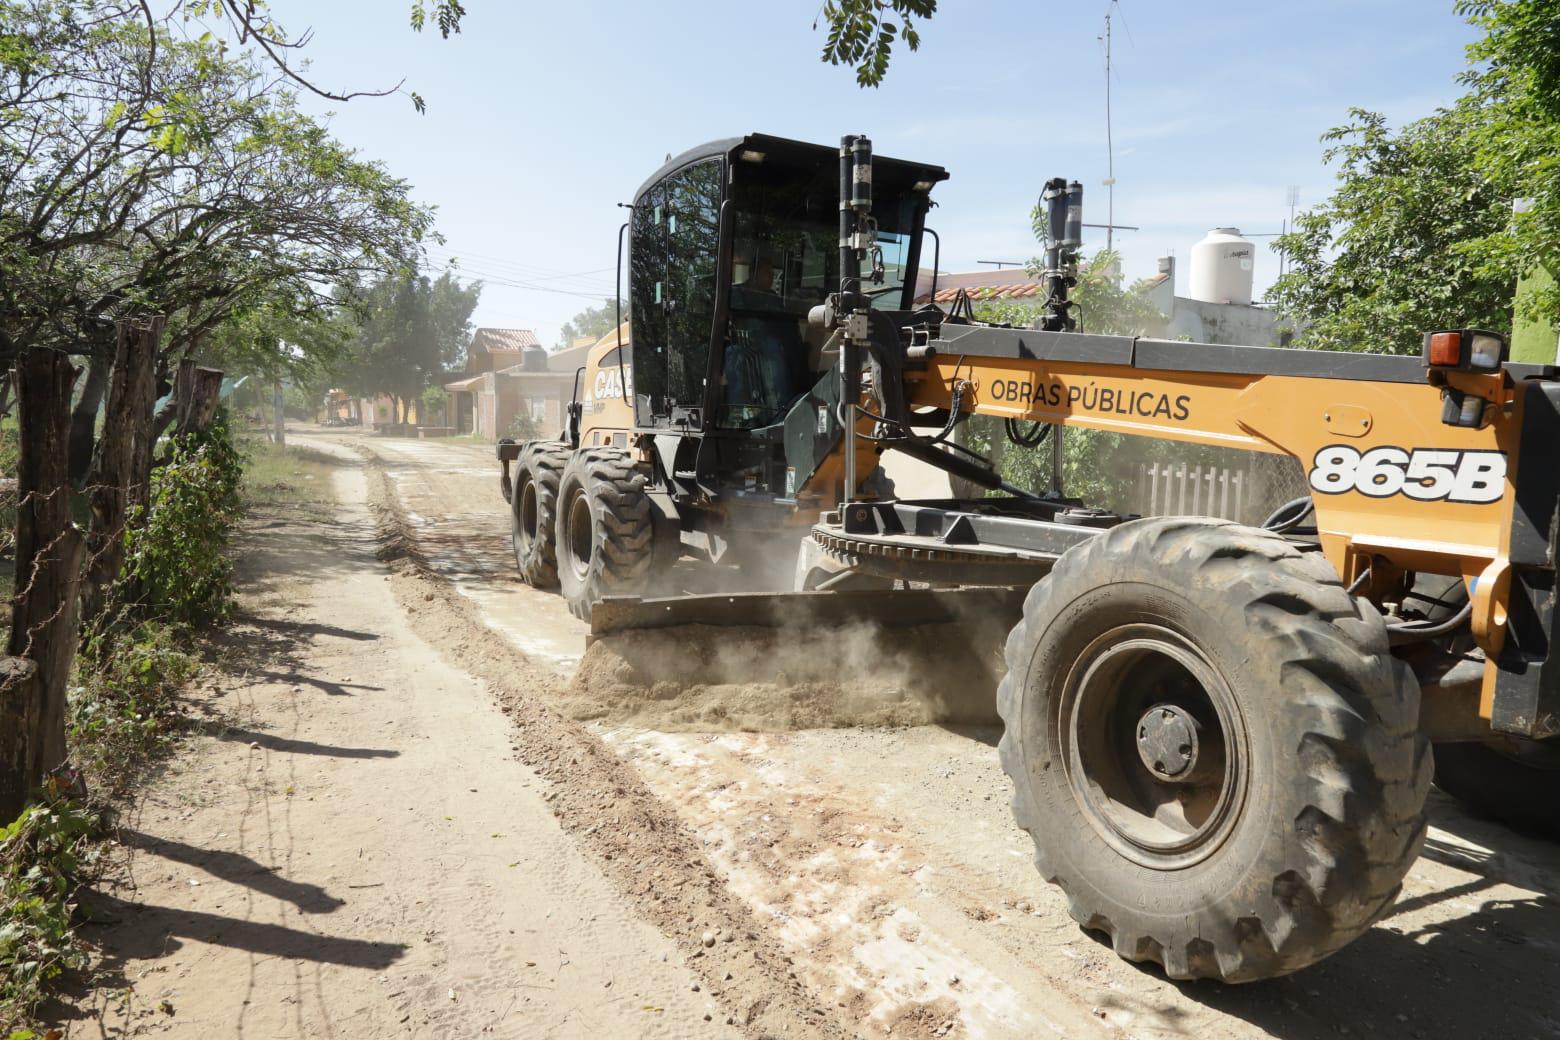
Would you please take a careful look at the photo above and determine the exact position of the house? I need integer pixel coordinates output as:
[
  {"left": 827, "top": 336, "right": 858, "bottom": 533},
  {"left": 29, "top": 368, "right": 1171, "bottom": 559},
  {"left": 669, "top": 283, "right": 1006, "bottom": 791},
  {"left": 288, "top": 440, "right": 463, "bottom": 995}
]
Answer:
[
  {"left": 494, "top": 324, "right": 631, "bottom": 441},
  {"left": 356, "top": 392, "right": 433, "bottom": 430},
  {"left": 445, "top": 324, "right": 632, "bottom": 442},
  {"left": 1141, "top": 256, "right": 1287, "bottom": 347},
  {"left": 443, "top": 328, "right": 541, "bottom": 437}
]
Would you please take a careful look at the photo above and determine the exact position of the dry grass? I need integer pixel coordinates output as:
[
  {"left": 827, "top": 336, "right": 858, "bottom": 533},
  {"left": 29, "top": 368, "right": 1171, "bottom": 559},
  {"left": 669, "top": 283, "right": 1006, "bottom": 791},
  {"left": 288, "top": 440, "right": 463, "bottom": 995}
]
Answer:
[{"left": 240, "top": 438, "right": 341, "bottom": 522}]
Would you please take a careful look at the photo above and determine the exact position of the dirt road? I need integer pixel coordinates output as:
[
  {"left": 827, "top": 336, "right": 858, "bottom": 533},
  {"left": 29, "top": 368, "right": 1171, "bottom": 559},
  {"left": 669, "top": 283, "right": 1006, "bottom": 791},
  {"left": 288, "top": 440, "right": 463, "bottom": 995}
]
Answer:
[
  {"left": 74, "top": 428, "right": 1560, "bottom": 1040},
  {"left": 68, "top": 451, "right": 731, "bottom": 1038}
]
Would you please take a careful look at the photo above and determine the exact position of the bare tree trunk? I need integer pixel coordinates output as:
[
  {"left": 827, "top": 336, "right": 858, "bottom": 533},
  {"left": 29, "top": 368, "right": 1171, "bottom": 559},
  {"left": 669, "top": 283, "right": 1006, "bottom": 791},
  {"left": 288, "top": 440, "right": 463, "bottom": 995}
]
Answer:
[
  {"left": 272, "top": 381, "right": 285, "bottom": 446},
  {"left": 82, "top": 318, "right": 163, "bottom": 626},
  {"left": 67, "top": 352, "right": 113, "bottom": 488},
  {"left": 0, "top": 349, "right": 84, "bottom": 820}
]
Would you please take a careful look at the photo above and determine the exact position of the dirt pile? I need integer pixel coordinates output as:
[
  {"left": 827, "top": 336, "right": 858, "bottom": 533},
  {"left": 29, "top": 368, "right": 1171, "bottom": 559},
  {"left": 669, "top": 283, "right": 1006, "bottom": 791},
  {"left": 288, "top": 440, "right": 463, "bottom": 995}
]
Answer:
[{"left": 567, "top": 618, "right": 1008, "bottom": 730}]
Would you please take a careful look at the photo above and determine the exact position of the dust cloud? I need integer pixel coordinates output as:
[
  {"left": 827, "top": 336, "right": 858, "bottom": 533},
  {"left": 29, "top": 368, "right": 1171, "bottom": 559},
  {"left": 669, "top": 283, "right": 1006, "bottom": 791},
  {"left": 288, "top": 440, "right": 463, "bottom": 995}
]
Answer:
[{"left": 567, "top": 616, "right": 1009, "bottom": 731}]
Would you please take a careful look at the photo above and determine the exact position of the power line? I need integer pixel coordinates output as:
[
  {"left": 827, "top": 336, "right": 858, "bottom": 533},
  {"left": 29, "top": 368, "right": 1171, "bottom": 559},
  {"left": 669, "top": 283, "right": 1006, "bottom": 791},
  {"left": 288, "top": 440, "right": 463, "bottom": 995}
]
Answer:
[
  {"left": 423, "top": 246, "right": 613, "bottom": 285},
  {"left": 422, "top": 254, "right": 616, "bottom": 295},
  {"left": 424, "top": 262, "right": 616, "bottom": 299}
]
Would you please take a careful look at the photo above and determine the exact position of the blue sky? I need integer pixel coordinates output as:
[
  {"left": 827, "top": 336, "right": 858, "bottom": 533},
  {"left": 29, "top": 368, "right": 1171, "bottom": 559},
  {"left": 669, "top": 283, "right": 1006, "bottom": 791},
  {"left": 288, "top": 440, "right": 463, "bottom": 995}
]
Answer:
[{"left": 280, "top": 0, "right": 1482, "bottom": 346}]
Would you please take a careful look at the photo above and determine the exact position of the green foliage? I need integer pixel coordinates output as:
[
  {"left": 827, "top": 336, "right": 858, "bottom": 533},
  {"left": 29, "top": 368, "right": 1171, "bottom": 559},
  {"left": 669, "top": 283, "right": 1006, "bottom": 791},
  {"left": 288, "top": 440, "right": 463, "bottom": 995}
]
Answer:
[
  {"left": 1459, "top": 0, "right": 1560, "bottom": 322},
  {"left": 1271, "top": 105, "right": 1517, "bottom": 354},
  {"left": 337, "top": 270, "right": 480, "bottom": 417},
  {"left": 0, "top": 798, "right": 99, "bottom": 1031},
  {"left": 409, "top": 0, "right": 467, "bottom": 38},
  {"left": 506, "top": 411, "right": 542, "bottom": 442},
  {"left": 1273, "top": 1, "right": 1560, "bottom": 353},
  {"left": 558, "top": 298, "right": 624, "bottom": 347},
  {"left": 70, "top": 623, "right": 198, "bottom": 797},
  {"left": 2, "top": 1, "right": 435, "bottom": 383},
  {"left": 123, "top": 412, "right": 244, "bottom": 626},
  {"left": 818, "top": 0, "right": 935, "bottom": 87},
  {"left": 962, "top": 252, "right": 1233, "bottom": 506}
]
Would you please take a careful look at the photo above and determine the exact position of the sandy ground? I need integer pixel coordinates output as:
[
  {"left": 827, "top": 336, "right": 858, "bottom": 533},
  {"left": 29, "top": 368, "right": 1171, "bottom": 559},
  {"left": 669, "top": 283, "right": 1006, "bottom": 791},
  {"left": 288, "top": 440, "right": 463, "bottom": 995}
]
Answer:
[
  {"left": 65, "top": 426, "right": 1560, "bottom": 1040},
  {"left": 62, "top": 454, "right": 733, "bottom": 1038}
]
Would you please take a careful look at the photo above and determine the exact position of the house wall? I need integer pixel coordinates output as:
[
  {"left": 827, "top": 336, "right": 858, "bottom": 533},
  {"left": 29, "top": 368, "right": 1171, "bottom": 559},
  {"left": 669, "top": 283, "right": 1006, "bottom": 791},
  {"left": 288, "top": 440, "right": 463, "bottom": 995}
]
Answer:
[{"left": 1165, "top": 298, "right": 1282, "bottom": 347}]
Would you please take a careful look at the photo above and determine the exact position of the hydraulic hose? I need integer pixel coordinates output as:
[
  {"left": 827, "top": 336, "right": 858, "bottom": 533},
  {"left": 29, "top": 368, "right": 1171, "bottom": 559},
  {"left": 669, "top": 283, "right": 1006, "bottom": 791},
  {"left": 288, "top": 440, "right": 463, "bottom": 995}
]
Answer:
[{"left": 1263, "top": 496, "right": 1315, "bottom": 533}]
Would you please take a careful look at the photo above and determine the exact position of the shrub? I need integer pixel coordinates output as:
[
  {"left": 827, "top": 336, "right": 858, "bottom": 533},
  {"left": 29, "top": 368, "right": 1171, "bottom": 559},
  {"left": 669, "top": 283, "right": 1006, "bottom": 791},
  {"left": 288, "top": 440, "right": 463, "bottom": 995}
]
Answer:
[
  {"left": 0, "top": 799, "right": 99, "bottom": 1030},
  {"left": 506, "top": 411, "right": 542, "bottom": 441},
  {"left": 70, "top": 622, "right": 199, "bottom": 796},
  {"left": 123, "top": 410, "right": 244, "bottom": 625}
]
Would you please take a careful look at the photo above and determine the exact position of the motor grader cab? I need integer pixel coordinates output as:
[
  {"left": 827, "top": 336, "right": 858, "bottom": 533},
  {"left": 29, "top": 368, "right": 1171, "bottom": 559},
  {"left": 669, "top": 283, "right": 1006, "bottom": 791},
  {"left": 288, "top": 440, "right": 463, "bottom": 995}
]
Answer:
[
  {"left": 500, "top": 134, "right": 946, "bottom": 605},
  {"left": 499, "top": 131, "right": 1560, "bottom": 985}
]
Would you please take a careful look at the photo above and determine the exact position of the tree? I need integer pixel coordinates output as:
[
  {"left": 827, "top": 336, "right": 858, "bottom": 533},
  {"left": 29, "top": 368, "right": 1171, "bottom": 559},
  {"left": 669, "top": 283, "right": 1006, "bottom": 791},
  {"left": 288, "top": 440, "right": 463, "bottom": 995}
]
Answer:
[
  {"left": 1459, "top": 0, "right": 1560, "bottom": 323},
  {"left": 1270, "top": 105, "right": 1517, "bottom": 355},
  {"left": 816, "top": 0, "right": 936, "bottom": 87},
  {"left": 1272, "top": 1, "right": 1560, "bottom": 354},
  {"left": 557, "top": 298, "right": 624, "bottom": 347},
  {"left": 2, "top": 3, "right": 433, "bottom": 462},
  {"left": 339, "top": 270, "right": 480, "bottom": 422},
  {"left": 0, "top": 0, "right": 435, "bottom": 818},
  {"left": 960, "top": 250, "right": 1177, "bottom": 503}
]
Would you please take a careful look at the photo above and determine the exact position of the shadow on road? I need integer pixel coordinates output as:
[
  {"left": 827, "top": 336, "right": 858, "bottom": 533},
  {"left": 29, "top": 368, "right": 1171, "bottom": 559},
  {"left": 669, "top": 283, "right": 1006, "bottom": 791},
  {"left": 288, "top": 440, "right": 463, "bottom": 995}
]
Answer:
[
  {"left": 80, "top": 892, "right": 405, "bottom": 969},
  {"left": 213, "top": 725, "right": 398, "bottom": 760},
  {"left": 116, "top": 830, "right": 345, "bottom": 914},
  {"left": 1086, "top": 793, "right": 1560, "bottom": 1039}
]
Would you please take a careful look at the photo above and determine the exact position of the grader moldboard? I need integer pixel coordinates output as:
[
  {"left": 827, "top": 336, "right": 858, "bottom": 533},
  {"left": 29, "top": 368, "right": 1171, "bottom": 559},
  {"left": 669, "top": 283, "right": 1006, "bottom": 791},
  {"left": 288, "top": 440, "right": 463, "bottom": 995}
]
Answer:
[{"left": 498, "top": 132, "right": 1560, "bottom": 983}]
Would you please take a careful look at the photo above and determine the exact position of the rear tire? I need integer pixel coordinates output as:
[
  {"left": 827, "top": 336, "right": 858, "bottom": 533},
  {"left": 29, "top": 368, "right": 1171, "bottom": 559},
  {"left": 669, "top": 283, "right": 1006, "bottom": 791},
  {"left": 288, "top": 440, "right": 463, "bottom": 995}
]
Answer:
[
  {"left": 1431, "top": 739, "right": 1560, "bottom": 836},
  {"left": 1400, "top": 575, "right": 1560, "bottom": 836},
  {"left": 997, "top": 516, "right": 1430, "bottom": 982},
  {"left": 556, "top": 448, "right": 653, "bottom": 621},
  {"left": 511, "top": 441, "right": 571, "bottom": 588}
]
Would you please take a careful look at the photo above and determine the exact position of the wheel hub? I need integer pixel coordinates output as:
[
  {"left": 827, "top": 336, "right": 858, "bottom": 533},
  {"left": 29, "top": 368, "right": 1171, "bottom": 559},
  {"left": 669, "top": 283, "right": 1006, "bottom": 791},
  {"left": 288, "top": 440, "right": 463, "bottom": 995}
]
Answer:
[
  {"left": 1136, "top": 703, "right": 1201, "bottom": 780},
  {"left": 1059, "top": 623, "right": 1246, "bottom": 868}
]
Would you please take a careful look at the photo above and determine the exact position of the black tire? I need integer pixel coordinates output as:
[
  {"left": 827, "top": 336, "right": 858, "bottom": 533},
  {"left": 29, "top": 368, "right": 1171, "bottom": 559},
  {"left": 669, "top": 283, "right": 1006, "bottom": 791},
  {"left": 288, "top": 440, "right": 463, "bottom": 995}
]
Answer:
[
  {"left": 997, "top": 516, "right": 1430, "bottom": 983},
  {"left": 1408, "top": 576, "right": 1560, "bottom": 835},
  {"left": 556, "top": 448, "right": 653, "bottom": 621},
  {"left": 511, "top": 441, "right": 571, "bottom": 588},
  {"left": 1432, "top": 739, "right": 1560, "bottom": 836}
]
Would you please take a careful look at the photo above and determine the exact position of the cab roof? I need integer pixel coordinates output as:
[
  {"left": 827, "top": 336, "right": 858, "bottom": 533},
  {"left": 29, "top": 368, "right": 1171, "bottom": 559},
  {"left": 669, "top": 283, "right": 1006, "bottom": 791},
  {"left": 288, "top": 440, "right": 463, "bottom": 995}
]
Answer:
[{"left": 633, "top": 132, "right": 949, "bottom": 203}]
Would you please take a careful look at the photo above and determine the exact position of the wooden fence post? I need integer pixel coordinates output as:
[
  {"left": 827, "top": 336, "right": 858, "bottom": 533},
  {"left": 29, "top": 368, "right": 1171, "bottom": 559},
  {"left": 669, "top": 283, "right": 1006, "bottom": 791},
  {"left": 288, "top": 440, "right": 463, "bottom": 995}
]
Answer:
[
  {"left": 82, "top": 317, "right": 163, "bottom": 626},
  {"left": 176, "top": 365, "right": 224, "bottom": 438},
  {"left": 0, "top": 349, "right": 84, "bottom": 820}
]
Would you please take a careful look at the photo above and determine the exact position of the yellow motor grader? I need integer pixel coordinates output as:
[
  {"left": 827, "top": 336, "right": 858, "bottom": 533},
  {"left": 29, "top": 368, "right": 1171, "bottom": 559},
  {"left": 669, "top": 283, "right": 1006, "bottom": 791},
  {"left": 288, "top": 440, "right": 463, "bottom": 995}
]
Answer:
[{"left": 497, "top": 132, "right": 1560, "bottom": 983}]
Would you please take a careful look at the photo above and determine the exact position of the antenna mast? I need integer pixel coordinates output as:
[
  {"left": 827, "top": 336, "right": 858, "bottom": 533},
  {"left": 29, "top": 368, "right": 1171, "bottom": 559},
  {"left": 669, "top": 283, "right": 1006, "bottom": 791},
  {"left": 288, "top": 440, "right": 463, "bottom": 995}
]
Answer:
[
  {"left": 1280, "top": 185, "right": 1300, "bottom": 279},
  {"left": 1102, "top": 8, "right": 1115, "bottom": 255}
]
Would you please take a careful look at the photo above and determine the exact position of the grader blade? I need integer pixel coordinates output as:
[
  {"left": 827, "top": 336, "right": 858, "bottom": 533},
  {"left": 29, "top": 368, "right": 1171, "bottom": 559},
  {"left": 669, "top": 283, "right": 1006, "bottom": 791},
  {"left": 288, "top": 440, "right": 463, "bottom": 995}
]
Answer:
[{"left": 588, "top": 588, "right": 1026, "bottom": 639}]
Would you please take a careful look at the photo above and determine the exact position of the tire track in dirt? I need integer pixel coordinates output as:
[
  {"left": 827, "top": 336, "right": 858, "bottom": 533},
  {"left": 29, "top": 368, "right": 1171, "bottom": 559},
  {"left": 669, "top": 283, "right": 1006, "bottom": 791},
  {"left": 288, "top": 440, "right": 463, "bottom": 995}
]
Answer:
[{"left": 354, "top": 444, "right": 861, "bottom": 1039}]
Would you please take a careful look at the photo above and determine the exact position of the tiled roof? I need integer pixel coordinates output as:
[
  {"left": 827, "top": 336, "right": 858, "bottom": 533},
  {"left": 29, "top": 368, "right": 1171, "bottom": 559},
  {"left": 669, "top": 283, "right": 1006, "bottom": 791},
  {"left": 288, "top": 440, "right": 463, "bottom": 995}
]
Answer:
[
  {"left": 912, "top": 268, "right": 1044, "bottom": 305},
  {"left": 918, "top": 283, "right": 1046, "bottom": 304},
  {"left": 470, "top": 328, "right": 540, "bottom": 354}
]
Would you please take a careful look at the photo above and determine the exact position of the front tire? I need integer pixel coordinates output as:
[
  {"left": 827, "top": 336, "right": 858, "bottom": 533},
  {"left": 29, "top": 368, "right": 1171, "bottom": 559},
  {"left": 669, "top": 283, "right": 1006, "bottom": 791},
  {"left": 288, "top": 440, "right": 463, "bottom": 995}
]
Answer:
[
  {"left": 556, "top": 448, "right": 653, "bottom": 621},
  {"left": 998, "top": 517, "right": 1430, "bottom": 982}
]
